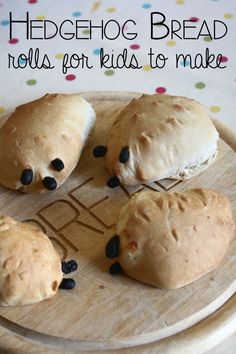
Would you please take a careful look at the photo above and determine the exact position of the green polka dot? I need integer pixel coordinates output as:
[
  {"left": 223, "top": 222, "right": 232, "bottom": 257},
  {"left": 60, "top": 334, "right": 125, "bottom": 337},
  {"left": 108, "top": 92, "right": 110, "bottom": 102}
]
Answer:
[
  {"left": 142, "top": 64, "right": 152, "bottom": 71},
  {"left": 195, "top": 82, "right": 206, "bottom": 89},
  {"left": 107, "top": 7, "right": 116, "bottom": 13},
  {"left": 224, "top": 13, "right": 233, "bottom": 19},
  {"left": 36, "top": 15, "right": 46, "bottom": 20},
  {"left": 166, "top": 40, "right": 176, "bottom": 47},
  {"left": 204, "top": 36, "right": 213, "bottom": 42},
  {"left": 210, "top": 105, "right": 221, "bottom": 113},
  {"left": 83, "top": 29, "right": 90, "bottom": 35},
  {"left": 0, "top": 106, "right": 5, "bottom": 114},
  {"left": 104, "top": 70, "right": 115, "bottom": 76},
  {"left": 26, "top": 79, "right": 37, "bottom": 86},
  {"left": 55, "top": 53, "right": 64, "bottom": 59}
]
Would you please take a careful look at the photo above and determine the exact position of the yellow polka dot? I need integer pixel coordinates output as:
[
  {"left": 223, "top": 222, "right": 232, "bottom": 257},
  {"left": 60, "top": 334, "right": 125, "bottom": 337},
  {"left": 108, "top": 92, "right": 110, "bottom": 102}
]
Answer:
[
  {"left": 166, "top": 40, "right": 176, "bottom": 47},
  {"left": 0, "top": 107, "right": 5, "bottom": 115},
  {"left": 224, "top": 13, "right": 233, "bottom": 19},
  {"left": 210, "top": 106, "right": 221, "bottom": 113},
  {"left": 142, "top": 64, "right": 152, "bottom": 71},
  {"left": 176, "top": 0, "right": 185, "bottom": 4},
  {"left": 55, "top": 53, "right": 64, "bottom": 59},
  {"left": 36, "top": 15, "right": 46, "bottom": 20},
  {"left": 107, "top": 7, "right": 116, "bottom": 13}
]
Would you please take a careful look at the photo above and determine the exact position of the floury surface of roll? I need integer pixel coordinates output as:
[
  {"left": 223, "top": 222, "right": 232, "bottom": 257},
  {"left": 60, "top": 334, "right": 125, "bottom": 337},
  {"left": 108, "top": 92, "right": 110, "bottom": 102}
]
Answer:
[
  {"left": 0, "top": 93, "right": 96, "bottom": 193},
  {"left": 104, "top": 94, "right": 219, "bottom": 186},
  {"left": 106, "top": 189, "right": 235, "bottom": 289}
]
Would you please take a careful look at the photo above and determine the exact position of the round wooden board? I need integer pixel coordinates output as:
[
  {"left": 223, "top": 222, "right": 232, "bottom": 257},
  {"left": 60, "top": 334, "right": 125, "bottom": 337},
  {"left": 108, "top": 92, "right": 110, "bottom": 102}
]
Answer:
[{"left": 0, "top": 91, "right": 236, "bottom": 352}]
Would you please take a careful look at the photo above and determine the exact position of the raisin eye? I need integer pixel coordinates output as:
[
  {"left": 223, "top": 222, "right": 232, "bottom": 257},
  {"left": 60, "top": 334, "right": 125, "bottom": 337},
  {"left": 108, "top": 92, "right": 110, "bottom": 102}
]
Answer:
[
  {"left": 107, "top": 176, "right": 120, "bottom": 188},
  {"left": 93, "top": 145, "right": 107, "bottom": 158},
  {"left": 51, "top": 158, "right": 64, "bottom": 171},
  {"left": 119, "top": 146, "right": 130, "bottom": 163},
  {"left": 20, "top": 169, "right": 33, "bottom": 185},
  {"left": 43, "top": 177, "right": 57, "bottom": 190}
]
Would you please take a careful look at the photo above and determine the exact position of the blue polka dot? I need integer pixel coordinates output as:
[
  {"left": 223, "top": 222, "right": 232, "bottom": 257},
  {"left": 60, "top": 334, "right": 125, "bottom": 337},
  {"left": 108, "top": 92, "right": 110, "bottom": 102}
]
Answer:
[
  {"left": 180, "top": 60, "right": 190, "bottom": 67},
  {"left": 72, "top": 11, "right": 82, "bottom": 17},
  {"left": 93, "top": 48, "right": 100, "bottom": 55},
  {"left": 1, "top": 20, "right": 9, "bottom": 26},
  {"left": 142, "top": 3, "right": 151, "bottom": 9},
  {"left": 18, "top": 57, "right": 27, "bottom": 65}
]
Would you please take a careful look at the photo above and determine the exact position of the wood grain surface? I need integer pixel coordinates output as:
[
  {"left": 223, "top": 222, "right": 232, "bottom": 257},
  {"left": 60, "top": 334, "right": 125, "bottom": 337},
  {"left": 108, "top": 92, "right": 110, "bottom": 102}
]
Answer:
[{"left": 0, "top": 91, "right": 235, "bottom": 353}]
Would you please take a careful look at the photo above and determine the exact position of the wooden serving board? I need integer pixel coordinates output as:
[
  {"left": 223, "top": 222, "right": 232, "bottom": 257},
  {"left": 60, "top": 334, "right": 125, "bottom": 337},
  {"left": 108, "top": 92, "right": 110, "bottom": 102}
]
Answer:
[{"left": 0, "top": 91, "right": 235, "bottom": 353}]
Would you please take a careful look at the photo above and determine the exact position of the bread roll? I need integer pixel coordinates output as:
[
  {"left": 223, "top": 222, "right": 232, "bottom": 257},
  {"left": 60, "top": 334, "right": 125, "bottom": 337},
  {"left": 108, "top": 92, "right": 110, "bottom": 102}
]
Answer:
[
  {"left": 106, "top": 189, "right": 235, "bottom": 288},
  {"left": 103, "top": 94, "right": 219, "bottom": 186},
  {"left": 0, "top": 216, "right": 63, "bottom": 306},
  {"left": 0, "top": 93, "right": 96, "bottom": 193}
]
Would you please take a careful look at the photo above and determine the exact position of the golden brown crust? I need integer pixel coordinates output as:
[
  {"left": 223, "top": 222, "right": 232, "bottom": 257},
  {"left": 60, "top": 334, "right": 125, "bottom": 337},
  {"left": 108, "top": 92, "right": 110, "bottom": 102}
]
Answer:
[
  {"left": 105, "top": 94, "right": 219, "bottom": 185},
  {"left": 116, "top": 189, "right": 235, "bottom": 288},
  {"left": 0, "top": 216, "right": 63, "bottom": 306},
  {"left": 0, "top": 94, "right": 96, "bottom": 193}
]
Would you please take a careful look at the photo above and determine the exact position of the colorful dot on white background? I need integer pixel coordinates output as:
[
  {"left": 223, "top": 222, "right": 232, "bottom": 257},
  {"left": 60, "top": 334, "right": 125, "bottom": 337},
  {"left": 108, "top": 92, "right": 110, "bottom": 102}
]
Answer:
[
  {"left": 26, "top": 79, "right": 37, "bottom": 86},
  {"left": 93, "top": 48, "right": 100, "bottom": 55},
  {"left": 72, "top": 12, "right": 82, "bottom": 17},
  {"left": 130, "top": 44, "right": 140, "bottom": 50},
  {"left": 107, "top": 7, "right": 116, "bottom": 13},
  {"left": 210, "top": 106, "right": 221, "bottom": 113},
  {"left": 166, "top": 40, "right": 176, "bottom": 47},
  {"left": 224, "top": 13, "right": 233, "bottom": 19},
  {"left": 104, "top": 70, "right": 115, "bottom": 76},
  {"left": 155, "top": 87, "right": 166, "bottom": 94},
  {"left": 0, "top": 107, "right": 5, "bottom": 115},
  {"left": 1, "top": 20, "right": 9, "bottom": 26},
  {"left": 142, "top": 3, "right": 151, "bottom": 9},
  {"left": 142, "top": 64, "right": 152, "bottom": 71},
  {"left": 8, "top": 38, "right": 19, "bottom": 44},
  {"left": 55, "top": 53, "right": 64, "bottom": 59},
  {"left": 65, "top": 74, "right": 76, "bottom": 81}
]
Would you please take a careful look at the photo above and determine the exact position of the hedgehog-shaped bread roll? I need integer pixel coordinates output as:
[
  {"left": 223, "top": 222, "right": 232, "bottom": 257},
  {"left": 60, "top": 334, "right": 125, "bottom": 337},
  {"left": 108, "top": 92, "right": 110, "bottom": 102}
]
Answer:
[
  {"left": 93, "top": 94, "right": 219, "bottom": 188},
  {"left": 0, "top": 93, "right": 96, "bottom": 193},
  {"left": 0, "top": 216, "right": 78, "bottom": 306},
  {"left": 105, "top": 189, "right": 235, "bottom": 288}
]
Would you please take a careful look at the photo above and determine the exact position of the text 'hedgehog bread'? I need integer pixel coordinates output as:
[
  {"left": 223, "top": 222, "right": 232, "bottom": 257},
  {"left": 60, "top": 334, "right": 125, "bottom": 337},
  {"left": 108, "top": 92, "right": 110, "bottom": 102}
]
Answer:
[
  {"left": 0, "top": 93, "right": 96, "bottom": 193},
  {"left": 104, "top": 94, "right": 219, "bottom": 186},
  {"left": 106, "top": 189, "right": 235, "bottom": 288},
  {"left": 0, "top": 216, "right": 63, "bottom": 306}
]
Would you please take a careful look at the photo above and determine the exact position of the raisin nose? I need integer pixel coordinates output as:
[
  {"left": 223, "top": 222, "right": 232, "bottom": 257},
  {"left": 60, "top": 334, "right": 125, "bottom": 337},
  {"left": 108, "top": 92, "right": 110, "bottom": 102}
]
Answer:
[
  {"left": 51, "top": 158, "right": 64, "bottom": 171},
  {"left": 107, "top": 176, "right": 120, "bottom": 188},
  {"left": 105, "top": 235, "right": 120, "bottom": 258},
  {"left": 109, "top": 262, "right": 122, "bottom": 275},
  {"left": 93, "top": 145, "right": 107, "bottom": 158},
  {"left": 43, "top": 177, "right": 57, "bottom": 190},
  {"left": 61, "top": 260, "right": 78, "bottom": 274},
  {"left": 59, "top": 278, "right": 76, "bottom": 290},
  {"left": 119, "top": 146, "right": 130, "bottom": 163},
  {"left": 20, "top": 169, "right": 33, "bottom": 185}
]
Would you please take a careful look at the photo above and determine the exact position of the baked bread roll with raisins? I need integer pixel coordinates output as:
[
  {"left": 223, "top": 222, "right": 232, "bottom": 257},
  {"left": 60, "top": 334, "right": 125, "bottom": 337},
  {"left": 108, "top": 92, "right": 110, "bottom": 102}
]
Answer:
[
  {"left": 106, "top": 189, "right": 235, "bottom": 288},
  {"left": 102, "top": 94, "right": 219, "bottom": 187},
  {"left": 0, "top": 216, "right": 63, "bottom": 306},
  {"left": 0, "top": 93, "right": 96, "bottom": 193}
]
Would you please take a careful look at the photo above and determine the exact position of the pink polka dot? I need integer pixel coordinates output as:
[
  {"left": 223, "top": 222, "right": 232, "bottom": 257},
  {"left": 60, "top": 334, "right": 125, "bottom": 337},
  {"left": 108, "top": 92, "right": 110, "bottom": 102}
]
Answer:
[
  {"left": 155, "top": 87, "right": 166, "bottom": 94},
  {"left": 130, "top": 44, "right": 140, "bottom": 50},
  {"left": 28, "top": 0, "right": 37, "bottom": 3},
  {"left": 190, "top": 17, "right": 199, "bottom": 22},
  {"left": 220, "top": 56, "right": 228, "bottom": 63},
  {"left": 65, "top": 74, "right": 76, "bottom": 81},
  {"left": 8, "top": 38, "right": 18, "bottom": 44}
]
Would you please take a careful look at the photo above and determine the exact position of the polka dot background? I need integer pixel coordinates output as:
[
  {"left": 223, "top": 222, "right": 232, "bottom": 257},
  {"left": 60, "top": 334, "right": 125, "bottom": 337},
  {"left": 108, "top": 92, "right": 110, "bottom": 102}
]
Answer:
[{"left": 0, "top": 0, "right": 235, "bottom": 131}]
